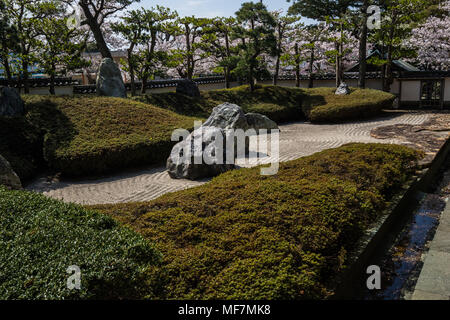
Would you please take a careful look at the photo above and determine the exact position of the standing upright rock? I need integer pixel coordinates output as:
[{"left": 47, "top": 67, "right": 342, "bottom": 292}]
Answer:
[
  {"left": 0, "top": 154, "right": 22, "bottom": 190},
  {"left": 335, "top": 82, "right": 351, "bottom": 95},
  {"left": 0, "top": 86, "right": 25, "bottom": 117},
  {"left": 96, "top": 58, "right": 127, "bottom": 98},
  {"left": 176, "top": 79, "right": 200, "bottom": 97}
]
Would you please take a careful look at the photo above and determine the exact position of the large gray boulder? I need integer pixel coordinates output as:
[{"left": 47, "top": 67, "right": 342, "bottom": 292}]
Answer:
[
  {"left": 0, "top": 154, "right": 22, "bottom": 190},
  {"left": 167, "top": 126, "right": 234, "bottom": 180},
  {"left": 204, "top": 103, "right": 249, "bottom": 130},
  {"left": 335, "top": 82, "right": 350, "bottom": 95},
  {"left": 176, "top": 79, "right": 200, "bottom": 97},
  {"left": 96, "top": 58, "right": 127, "bottom": 98},
  {"left": 245, "top": 113, "right": 279, "bottom": 131},
  {"left": 0, "top": 86, "right": 25, "bottom": 117}
]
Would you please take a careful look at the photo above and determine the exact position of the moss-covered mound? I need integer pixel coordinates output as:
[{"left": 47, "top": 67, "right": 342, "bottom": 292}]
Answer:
[
  {"left": 302, "top": 87, "right": 395, "bottom": 123},
  {"left": 92, "top": 143, "right": 421, "bottom": 300},
  {"left": 20, "top": 96, "right": 197, "bottom": 177},
  {"left": 133, "top": 85, "right": 305, "bottom": 123},
  {"left": 0, "top": 186, "right": 161, "bottom": 299}
]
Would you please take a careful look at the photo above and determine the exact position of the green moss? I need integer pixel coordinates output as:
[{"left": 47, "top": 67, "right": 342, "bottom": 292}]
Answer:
[
  {"left": 132, "top": 85, "right": 306, "bottom": 123},
  {"left": 22, "top": 95, "right": 197, "bottom": 177},
  {"left": 301, "top": 87, "right": 395, "bottom": 123},
  {"left": 0, "top": 186, "right": 162, "bottom": 299},
  {"left": 92, "top": 143, "right": 422, "bottom": 300}
]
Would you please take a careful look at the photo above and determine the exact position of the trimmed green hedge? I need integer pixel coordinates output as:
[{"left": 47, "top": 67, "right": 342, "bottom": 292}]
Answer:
[
  {"left": 302, "top": 87, "right": 396, "bottom": 123},
  {"left": 133, "top": 85, "right": 306, "bottom": 123},
  {"left": 92, "top": 143, "right": 422, "bottom": 299},
  {"left": 22, "top": 95, "right": 197, "bottom": 177},
  {"left": 0, "top": 186, "right": 161, "bottom": 299}
]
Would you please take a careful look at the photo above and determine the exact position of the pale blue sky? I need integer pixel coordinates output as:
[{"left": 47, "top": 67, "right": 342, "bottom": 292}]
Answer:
[{"left": 131, "top": 0, "right": 294, "bottom": 18}]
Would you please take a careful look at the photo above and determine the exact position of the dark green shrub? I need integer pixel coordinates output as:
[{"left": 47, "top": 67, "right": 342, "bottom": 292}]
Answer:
[
  {"left": 0, "top": 116, "right": 43, "bottom": 181},
  {"left": 0, "top": 186, "right": 161, "bottom": 299},
  {"left": 302, "top": 87, "right": 395, "bottom": 123},
  {"left": 92, "top": 143, "right": 422, "bottom": 299},
  {"left": 132, "top": 85, "right": 306, "bottom": 123}
]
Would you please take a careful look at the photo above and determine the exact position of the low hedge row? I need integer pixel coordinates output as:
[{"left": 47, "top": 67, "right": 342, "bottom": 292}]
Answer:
[
  {"left": 0, "top": 186, "right": 162, "bottom": 299},
  {"left": 302, "top": 87, "right": 396, "bottom": 123},
  {"left": 92, "top": 143, "right": 422, "bottom": 299}
]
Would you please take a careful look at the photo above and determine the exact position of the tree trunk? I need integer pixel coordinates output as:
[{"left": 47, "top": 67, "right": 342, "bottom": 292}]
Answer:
[
  {"left": 127, "top": 50, "right": 136, "bottom": 96},
  {"left": 79, "top": 3, "right": 112, "bottom": 59},
  {"left": 358, "top": 0, "right": 369, "bottom": 88},
  {"left": 294, "top": 43, "right": 300, "bottom": 88},
  {"left": 309, "top": 47, "right": 315, "bottom": 88},
  {"left": 225, "top": 67, "right": 231, "bottom": 89},
  {"left": 384, "top": 46, "right": 393, "bottom": 92},
  {"left": 21, "top": 60, "right": 29, "bottom": 94},
  {"left": 273, "top": 55, "right": 280, "bottom": 86},
  {"left": 49, "top": 73, "right": 55, "bottom": 95},
  {"left": 141, "top": 77, "right": 147, "bottom": 95},
  {"left": 249, "top": 66, "right": 255, "bottom": 92},
  {"left": 1, "top": 52, "right": 12, "bottom": 85}
]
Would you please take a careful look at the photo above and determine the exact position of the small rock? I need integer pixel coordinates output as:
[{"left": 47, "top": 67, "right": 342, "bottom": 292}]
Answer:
[
  {"left": 0, "top": 86, "right": 25, "bottom": 117},
  {"left": 176, "top": 79, "right": 200, "bottom": 97},
  {"left": 335, "top": 82, "right": 351, "bottom": 95},
  {"left": 0, "top": 154, "right": 22, "bottom": 190},
  {"left": 96, "top": 58, "right": 127, "bottom": 98}
]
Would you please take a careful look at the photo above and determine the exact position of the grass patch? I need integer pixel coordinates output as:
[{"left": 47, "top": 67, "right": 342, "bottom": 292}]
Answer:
[
  {"left": 21, "top": 95, "right": 197, "bottom": 177},
  {"left": 92, "top": 143, "right": 422, "bottom": 300},
  {"left": 132, "top": 85, "right": 306, "bottom": 123},
  {"left": 0, "top": 186, "right": 162, "bottom": 299},
  {"left": 302, "top": 87, "right": 396, "bottom": 123}
]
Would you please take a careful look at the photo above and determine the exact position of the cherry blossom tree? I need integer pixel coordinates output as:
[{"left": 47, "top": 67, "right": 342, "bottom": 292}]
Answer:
[{"left": 405, "top": 0, "right": 450, "bottom": 70}]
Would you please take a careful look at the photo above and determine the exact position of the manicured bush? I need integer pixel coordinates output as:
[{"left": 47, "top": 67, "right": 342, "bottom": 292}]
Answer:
[
  {"left": 23, "top": 95, "right": 197, "bottom": 177},
  {"left": 302, "top": 87, "right": 396, "bottom": 123},
  {"left": 0, "top": 186, "right": 161, "bottom": 299},
  {"left": 0, "top": 116, "right": 43, "bottom": 181},
  {"left": 133, "top": 85, "right": 306, "bottom": 123},
  {"left": 92, "top": 143, "right": 422, "bottom": 300}
]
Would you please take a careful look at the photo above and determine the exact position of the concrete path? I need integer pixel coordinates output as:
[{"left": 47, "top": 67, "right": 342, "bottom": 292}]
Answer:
[
  {"left": 412, "top": 198, "right": 450, "bottom": 300},
  {"left": 26, "top": 112, "right": 430, "bottom": 205}
]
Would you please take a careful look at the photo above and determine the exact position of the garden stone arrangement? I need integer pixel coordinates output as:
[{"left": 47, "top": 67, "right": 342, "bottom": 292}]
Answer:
[
  {"left": 0, "top": 154, "right": 22, "bottom": 190},
  {"left": 335, "top": 82, "right": 351, "bottom": 95},
  {"left": 167, "top": 102, "right": 279, "bottom": 180},
  {"left": 167, "top": 126, "right": 235, "bottom": 180},
  {"left": 96, "top": 58, "right": 127, "bottom": 98},
  {"left": 0, "top": 87, "right": 24, "bottom": 117},
  {"left": 176, "top": 78, "right": 201, "bottom": 97}
]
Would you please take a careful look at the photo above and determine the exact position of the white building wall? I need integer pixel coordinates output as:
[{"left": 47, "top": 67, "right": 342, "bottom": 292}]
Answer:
[
  {"left": 401, "top": 81, "right": 421, "bottom": 101},
  {"left": 445, "top": 78, "right": 450, "bottom": 102}
]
